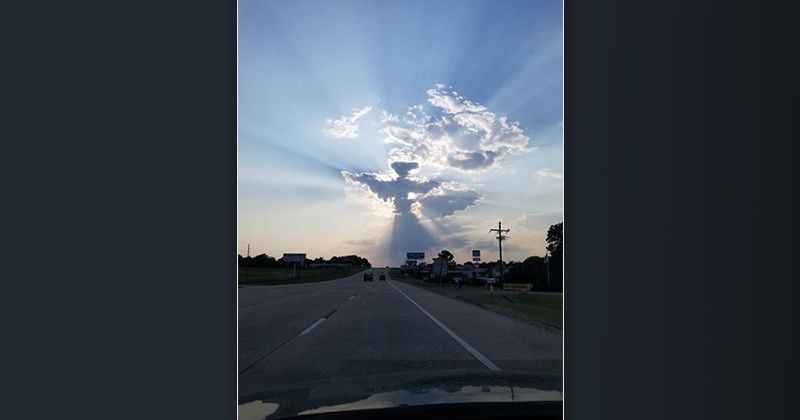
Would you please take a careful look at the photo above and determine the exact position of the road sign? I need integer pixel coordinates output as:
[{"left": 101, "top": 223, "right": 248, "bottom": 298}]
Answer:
[
  {"left": 432, "top": 258, "right": 448, "bottom": 277},
  {"left": 283, "top": 253, "right": 306, "bottom": 262},
  {"left": 472, "top": 249, "right": 481, "bottom": 263},
  {"left": 407, "top": 252, "right": 425, "bottom": 260}
]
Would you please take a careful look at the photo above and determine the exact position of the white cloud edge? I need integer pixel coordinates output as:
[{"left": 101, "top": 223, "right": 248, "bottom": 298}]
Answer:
[{"left": 323, "top": 106, "right": 373, "bottom": 139}]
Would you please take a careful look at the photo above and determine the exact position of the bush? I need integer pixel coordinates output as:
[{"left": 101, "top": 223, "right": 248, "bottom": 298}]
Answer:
[{"left": 505, "top": 255, "right": 562, "bottom": 292}]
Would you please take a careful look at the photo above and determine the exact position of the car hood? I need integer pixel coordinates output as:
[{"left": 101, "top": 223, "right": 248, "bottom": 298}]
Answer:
[{"left": 239, "top": 370, "right": 561, "bottom": 419}]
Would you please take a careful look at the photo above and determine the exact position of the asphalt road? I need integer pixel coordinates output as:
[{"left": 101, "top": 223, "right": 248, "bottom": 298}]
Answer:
[{"left": 239, "top": 268, "right": 562, "bottom": 401}]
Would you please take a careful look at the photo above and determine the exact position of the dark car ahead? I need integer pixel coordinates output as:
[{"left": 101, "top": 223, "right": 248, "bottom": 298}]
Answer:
[
  {"left": 363, "top": 270, "right": 373, "bottom": 281},
  {"left": 379, "top": 273, "right": 386, "bottom": 281}
]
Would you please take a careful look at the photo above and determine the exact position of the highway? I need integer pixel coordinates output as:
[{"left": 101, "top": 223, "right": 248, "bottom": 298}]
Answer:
[{"left": 239, "top": 268, "right": 562, "bottom": 409}]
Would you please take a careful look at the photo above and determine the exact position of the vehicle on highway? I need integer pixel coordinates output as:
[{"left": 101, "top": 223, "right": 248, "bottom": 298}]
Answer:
[
  {"left": 379, "top": 273, "right": 386, "bottom": 281},
  {"left": 363, "top": 270, "right": 373, "bottom": 282}
]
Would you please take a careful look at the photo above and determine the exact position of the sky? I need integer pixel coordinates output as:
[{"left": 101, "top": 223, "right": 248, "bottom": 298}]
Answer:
[{"left": 239, "top": 0, "right": 563, "bottom": 267}]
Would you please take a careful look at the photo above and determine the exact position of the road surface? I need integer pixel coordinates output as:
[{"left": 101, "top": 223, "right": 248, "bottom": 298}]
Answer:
[{"left": 239, "top": 268, "right": 562, "bottom": 406}]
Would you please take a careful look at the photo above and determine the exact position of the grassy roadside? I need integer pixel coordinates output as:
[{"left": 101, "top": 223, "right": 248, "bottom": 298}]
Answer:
[
  {"left": 460, "top": 293, "right": 562, "bottom": 329},
  {"left": 238, "top": 266, "right": 365, "bottom": 285},
  {"left": 389, "top": 268, "right": 562, "bottom": 329},
  {"left": 387, "top": 269, "right": 426, "bottom": 284},
  {"left": 388, "top": 268, "right": 470, "bottom": 289}
]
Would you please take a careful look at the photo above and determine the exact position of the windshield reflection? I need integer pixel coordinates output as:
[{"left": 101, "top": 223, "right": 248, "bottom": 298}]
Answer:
[
  {"left": 284, "top": 385, "right": 561, "bottom": 416},
  {"left": 239, "top": 400, "right": 279, "bottom": 420}
]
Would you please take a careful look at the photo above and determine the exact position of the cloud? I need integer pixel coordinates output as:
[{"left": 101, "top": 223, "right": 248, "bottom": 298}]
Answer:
[
  {"left": 378, "top": 84, "right": 531, "bottom": 172},
  {"left": 323, "top": 106, "right": 373, "bottom": 139},
  {"left": 381, "top": 110, "right": 399, "bottom": 123},
  {"left": 343, "top": 161, "right": 480, "bottom": 221},
  {"left": 390, "top": 161, "right": 419, "bottom": 178},
  {"left": 472, "top": 240, "right": 527, "bottom": 255},
  {"left": 418, "top": 189, "right": 481, "bottom": 219},
  {"left": 472, "top": 240, "right": 499, "bottom": 251},
  {"left": 342, "top": 238, "right": 376, "bottom": 246},
  {"left": 441, "top": 234, "right": 470, "bottom": 251},
  {"left": 342, "top": 162, "right": 439, "bottom": 214},
  {"left": 517, "top": 210, "right": 563, "bottom": 230},
  {"left": 447, "top": 151, "right": 497, "bottom": 170},
  {"left": 536, "top": 169, "right": 563, "bottom": 179},
  {"left": 334, "top": 84, "right": 534, "bottom": 255},
  {"left": 427, "top": 84, "right": 487, "bottom": 114}
]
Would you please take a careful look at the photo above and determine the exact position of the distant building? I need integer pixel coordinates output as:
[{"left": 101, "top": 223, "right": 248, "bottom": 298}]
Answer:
[
  {"left": 492, "top": 263, "right": 509, "bottom": 278},
  {"left": 452, "top": 264, "right": 475, "bottom": 277}
]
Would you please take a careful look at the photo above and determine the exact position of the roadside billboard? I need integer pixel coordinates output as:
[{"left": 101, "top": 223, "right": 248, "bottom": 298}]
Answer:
[
  {"left": 406, "top": 252, "right": 425, "bottom": 260},
  {"left": 283, "top": 253, "right": 306, "bottom": 262}
]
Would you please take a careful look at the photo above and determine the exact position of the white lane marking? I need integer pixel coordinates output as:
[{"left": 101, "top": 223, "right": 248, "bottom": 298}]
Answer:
[
  {"left": 387, "top": 279, "right": 501, "bottom": 371},
  {"left": 300, "top": 317, "right": 327, "bottom": 335},
  {"left": 348, "top": 295, "right": 355, "bottom": 301}
]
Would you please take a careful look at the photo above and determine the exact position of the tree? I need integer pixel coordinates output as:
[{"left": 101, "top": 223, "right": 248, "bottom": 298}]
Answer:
[
  {"left": 437, "top": 249, "right": 455, "bottom": 266},
  {"left": 504, "top": 255, "right": 561, "bottom": 291},
  {"left": 545, "top": 222, "right": 564, "bottom": 287},
  {"left": 546, "top": 222, "right": 563, "bottom": 257}
]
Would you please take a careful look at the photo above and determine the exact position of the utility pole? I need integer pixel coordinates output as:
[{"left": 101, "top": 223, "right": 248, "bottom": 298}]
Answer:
[
  {"left": 545, "top": 251, "right": 550, "bottom": 284},
  {"left": 490, "top": 221, "right": 510, "bottom": 283},
  {"left": 245, "top": 244, "right": 250, "bottom": 283}
]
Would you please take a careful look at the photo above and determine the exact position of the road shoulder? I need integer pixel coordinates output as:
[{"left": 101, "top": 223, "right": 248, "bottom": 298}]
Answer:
[{"left": 391, "top": 275, "right": 562, "bottom": 331}]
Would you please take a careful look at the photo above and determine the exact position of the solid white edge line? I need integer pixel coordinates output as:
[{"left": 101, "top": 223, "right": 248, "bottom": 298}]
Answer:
[
  {"left": 387, "top": 279, "right": 501, "bottom": 371},
  {"left": 300, "top": 317, "right": 327, "bottom": 335}
]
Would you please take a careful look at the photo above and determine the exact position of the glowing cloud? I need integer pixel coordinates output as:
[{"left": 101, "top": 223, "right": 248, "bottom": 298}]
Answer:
[
  {"left": 379, "top": 84, "right": 531, "bottom": 172},
  {"left": 323, "top": 106, "right": 373, "bottom": 139}
]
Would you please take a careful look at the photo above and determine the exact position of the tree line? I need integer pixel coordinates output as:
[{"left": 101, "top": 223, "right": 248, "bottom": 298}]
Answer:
[
  {"left": 238, "top": 253, "right": 371, "bottom": 268},
  {"left": 504, "top": 222, "right": 562, "bottom": 291},
  {"left": 430, "top": 222, "right": 563, "bottom": 291}
]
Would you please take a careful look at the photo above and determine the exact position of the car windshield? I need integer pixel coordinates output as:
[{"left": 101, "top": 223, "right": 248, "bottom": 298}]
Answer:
[{"left": 238, "top": 0, "right": 563, "bottom": 417}]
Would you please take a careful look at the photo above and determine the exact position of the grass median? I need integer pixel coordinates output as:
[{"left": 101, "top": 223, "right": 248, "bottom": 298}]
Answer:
[
  {"left": 389, "top": 268, "right": 562, "bottom": 329},
  {"left": 238, "top": 266, "right": 365, "bottom": 285},
  {"left": 460, "top": 292, "right": 562, "bottom": 329}
]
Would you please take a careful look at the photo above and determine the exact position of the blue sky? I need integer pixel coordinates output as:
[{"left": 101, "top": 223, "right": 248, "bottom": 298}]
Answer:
[{"left": 239, "top": 0, "right": 563, "bottom": 266}]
